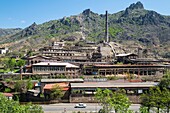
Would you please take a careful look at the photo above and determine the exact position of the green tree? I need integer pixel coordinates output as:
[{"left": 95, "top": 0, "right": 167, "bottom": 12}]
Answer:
[
  {"left": 50, "top": 84, "right": 63, "bottom": 99},
  {"left": 140, "top": 91, "right": 152, "bottom": 113},
  {"left": 0, "top": 93, "right": 43, "bottom": 113},
  {"left": 8, "top": 58, "right": 16, "bottom": 72},
  {"left": 4, "top": 58, "right": 16, "bottom": 72},
  {"left": 140, "top": 87, "right": 165, "bottom": 113},
  {"left": 95, "top": 88, "right": 112, "bottom": 113},
  {"left": 4, "top": 88, "right": 11, "bottom": 93},
  {"left": 26, "top": 79, "right": 34, "bottom": 90},
  {"left": 16, "top": 59, "right": 25, "bottom": 68},
  {"left": 110, "top": 89, "right": 131, "bottom": 113},
  {"left": 152, "top": 87, "right": 164, "bottom": 113},
  {"left": 158, "top": 71, "right": 170, "bottom": 113},
  {"left": 95, "top": 88, "right": 131, "bottom": 113},
  {"left": 142, "top": 71, "right": 170, "bottom": 113},
  {"left": 162, "top": 88, "right": 170, "bottom": 113},
  {"left": 158, "top": 71, "right": 170, "bottom": 89},
  {"left": 16, "top": 59, "right": 26, "bottom": 80},
  {"left": 139, "top": 106, "right": 149, "bottom": 113},
  {"left": 14, "top": 80, "right": 33, "bottom": 93}
]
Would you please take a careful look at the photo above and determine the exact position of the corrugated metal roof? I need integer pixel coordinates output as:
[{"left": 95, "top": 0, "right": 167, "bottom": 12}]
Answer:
[{"left": 71, "top": 82, "right": 158, "bottom": 88}]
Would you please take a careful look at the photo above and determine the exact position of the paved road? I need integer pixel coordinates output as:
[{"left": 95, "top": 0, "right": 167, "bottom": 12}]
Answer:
[{"left": 41, "top": 103, "right": 140, "bottom": 113}]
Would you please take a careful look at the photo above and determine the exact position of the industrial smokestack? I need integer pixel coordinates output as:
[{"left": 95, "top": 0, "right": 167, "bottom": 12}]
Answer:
[{"left": 105, "top": 10, "right": 109, "bottom": 43}]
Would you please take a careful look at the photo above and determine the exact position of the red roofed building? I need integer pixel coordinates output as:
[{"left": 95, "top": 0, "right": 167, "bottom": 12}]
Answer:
[
  {"left": 43, "top": 83, "right": 69, "bottom": 91},
  {"left": 2, "top": 93, "right": 13, "bottom": 100},
  {"left": 43, "top": 83, "right": 70, "bottom": 102}
]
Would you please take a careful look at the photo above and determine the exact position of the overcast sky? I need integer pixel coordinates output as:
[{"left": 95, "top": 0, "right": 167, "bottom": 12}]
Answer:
[{"left": 0, "top": 0, "right": 170, "bottom": 28}]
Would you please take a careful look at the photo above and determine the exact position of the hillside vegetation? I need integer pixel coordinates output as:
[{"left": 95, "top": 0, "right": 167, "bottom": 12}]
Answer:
[{"left": 0, "top": 2, "right": 170, "bottom": 58}]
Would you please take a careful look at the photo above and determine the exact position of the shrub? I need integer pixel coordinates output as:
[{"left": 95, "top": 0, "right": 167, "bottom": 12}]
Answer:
[{"left": 4, "top": 88, "right": 11, "bottom": 93}]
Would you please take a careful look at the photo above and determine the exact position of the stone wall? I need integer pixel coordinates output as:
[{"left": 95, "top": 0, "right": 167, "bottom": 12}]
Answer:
[
  {"left": 128, "top": 95, "right": 141, "bottom": 104},
  {"left": 70, "top": 95, "right": 97, "bottom": 103},
  {"left": 70, "top": 95, "right": 141, "bottom": 103}
]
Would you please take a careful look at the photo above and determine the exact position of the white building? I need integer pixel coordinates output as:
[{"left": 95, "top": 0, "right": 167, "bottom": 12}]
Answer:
[{"left": 0, "top": 47, "right": 8, "bottom": 54}]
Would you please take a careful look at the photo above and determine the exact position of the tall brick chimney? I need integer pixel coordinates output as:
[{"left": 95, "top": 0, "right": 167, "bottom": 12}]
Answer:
[{"left": 105, "top": 10, "right": 109, "bottom": 43}]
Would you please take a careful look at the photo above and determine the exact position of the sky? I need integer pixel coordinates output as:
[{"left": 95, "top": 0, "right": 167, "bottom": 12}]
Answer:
[{"left": 0, "top": 0, "right": 170, "bottom": 28}]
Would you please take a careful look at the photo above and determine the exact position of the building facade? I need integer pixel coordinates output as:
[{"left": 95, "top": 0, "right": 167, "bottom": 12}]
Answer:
[
  {"left": 32, "top": 62, "right": 80, "bottom": 77},
  {"left": 84, "top": 64, "right": 165, "bottom": 76},
  {"left": 70, "top": 81, "right": 158, "bottom": 103}
]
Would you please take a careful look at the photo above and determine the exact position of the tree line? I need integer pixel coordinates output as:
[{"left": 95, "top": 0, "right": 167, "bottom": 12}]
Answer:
[
  {"left": 1, "top": 57, "right": 25, "bottom": 72},
  {"left": 0, "top": 93, "right": 43, "bottom": 113},
  {"left": 95, "top": 71, "right": 170, "bottom": 113}
]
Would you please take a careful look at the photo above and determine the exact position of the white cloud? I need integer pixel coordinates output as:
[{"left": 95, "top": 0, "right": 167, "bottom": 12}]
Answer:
[{"left": 21, "top": 20, "right": 26, "bottom": 24}]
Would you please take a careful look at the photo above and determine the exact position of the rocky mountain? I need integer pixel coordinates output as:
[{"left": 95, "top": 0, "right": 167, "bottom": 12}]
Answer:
[
  {"left": 0, "top": 1, "right": 170, "bottom": 58},
  {"left": 0, "top": 28, "right": 22, "bottom": 37}
]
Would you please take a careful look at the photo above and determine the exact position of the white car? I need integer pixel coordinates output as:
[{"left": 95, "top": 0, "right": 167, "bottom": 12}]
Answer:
[{"left": 74, "top": 103, "right": 86, "bottom": 108}]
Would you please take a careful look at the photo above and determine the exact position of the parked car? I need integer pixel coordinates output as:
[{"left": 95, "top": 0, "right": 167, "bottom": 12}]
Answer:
[{"left": 74, "top": 103, "right": 86, "bottom": 108}]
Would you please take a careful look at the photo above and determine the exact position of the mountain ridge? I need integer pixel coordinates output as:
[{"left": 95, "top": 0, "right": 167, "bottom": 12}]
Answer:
[
  {"left": 0, "top": 1, "right": 170, "bottom": 58},
  {"left": 0, "top": 28, "right": 22, "bottom": 37}
]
